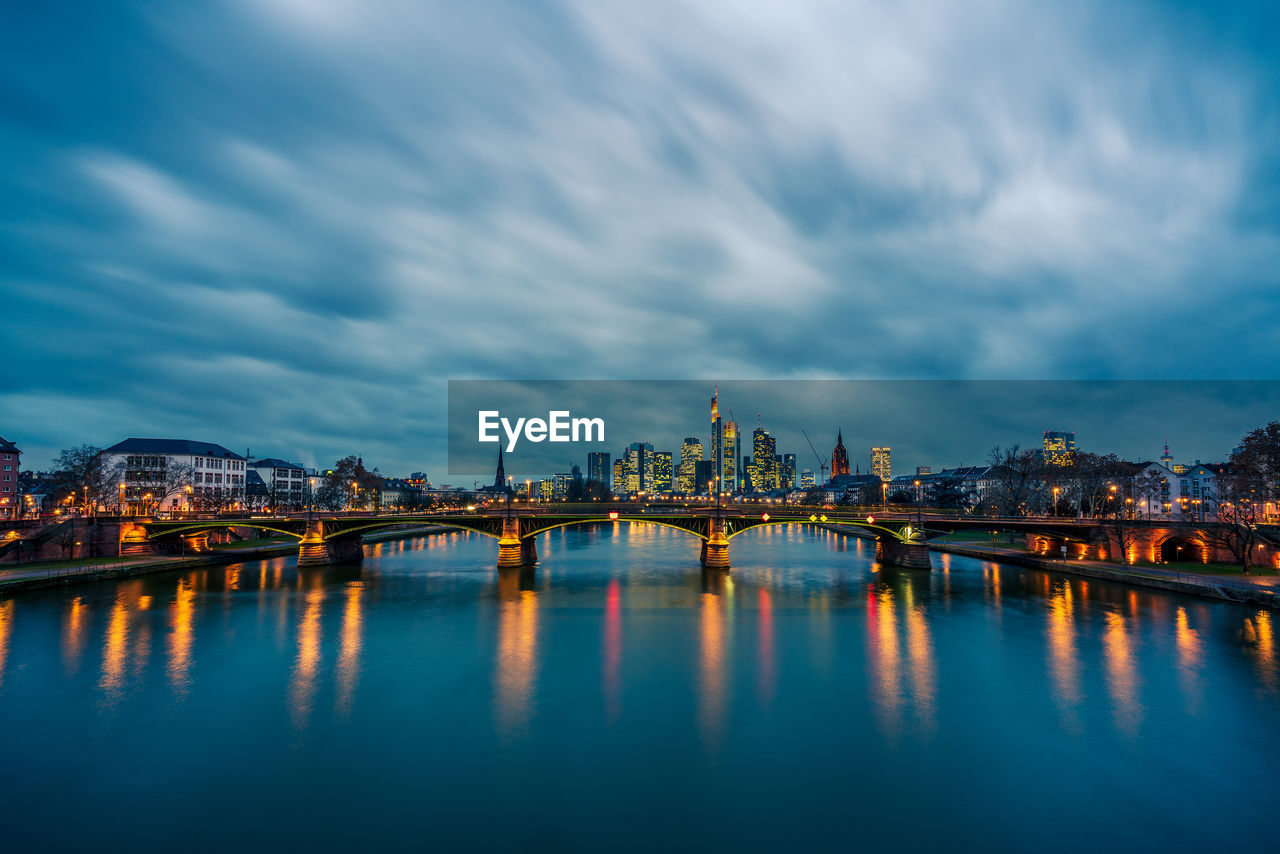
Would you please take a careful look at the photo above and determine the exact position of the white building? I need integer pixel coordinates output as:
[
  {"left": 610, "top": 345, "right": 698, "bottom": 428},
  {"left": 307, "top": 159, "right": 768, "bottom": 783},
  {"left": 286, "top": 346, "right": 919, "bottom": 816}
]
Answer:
[
  {"left": 104, "top": 438, "right": 246, "bottom": 514},
  {"left": 249, "top": 458, "right": 309, "bottom": 511}
]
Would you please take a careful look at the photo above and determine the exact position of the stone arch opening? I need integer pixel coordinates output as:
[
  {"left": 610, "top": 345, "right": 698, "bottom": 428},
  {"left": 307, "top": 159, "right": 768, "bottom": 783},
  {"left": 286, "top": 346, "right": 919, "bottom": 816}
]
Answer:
[{"left": 1159, "top": 536, "right": 1204, "bottom": 564}]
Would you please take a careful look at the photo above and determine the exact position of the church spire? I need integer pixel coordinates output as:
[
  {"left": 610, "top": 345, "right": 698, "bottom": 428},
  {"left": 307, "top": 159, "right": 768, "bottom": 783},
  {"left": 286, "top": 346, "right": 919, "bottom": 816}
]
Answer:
[{"left": 493, "top": 446, "right": 506, "bottom": 490}]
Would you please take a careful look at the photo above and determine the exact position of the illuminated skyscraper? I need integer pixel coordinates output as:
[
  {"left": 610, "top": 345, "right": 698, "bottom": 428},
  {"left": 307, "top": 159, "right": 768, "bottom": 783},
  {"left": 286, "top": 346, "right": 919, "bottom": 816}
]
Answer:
[
  {"left": 800, "top": 469, "right": 815, "bottom": 488},
  {"left": 653, "top": 452, "right": 673, "bottom": 494},
  {"left": 722, "top": 420, "right": 739, "bottom": 492},
  {"left": 625, "top": 442, "right": 653, "bottom": 493},
  {"left": 871, "top": 446, "right": 891, "bottom": 482},
  {"left": 1043, "top": 431, "right": 1075, "bottom": 466},
  {"left": 781, "top": 454, "right": 796, "bottom": 489},
  {"left": 678, "top": 437, "right": 702, "bottom": 493},
  {"left": 710, "top": 386, "right": 721, "bottom": 485},
  {"left": 613, "top": 458, "right": 625, "bottom": 495},
  {"left": 831, "top": 431, "right": 850, "bottom": 478},
  {"left": 751, "top": 427, "right": 777, "bottom": 490},
  {"left": 587, "top": 452, "right": 611, "bottom": 491}
]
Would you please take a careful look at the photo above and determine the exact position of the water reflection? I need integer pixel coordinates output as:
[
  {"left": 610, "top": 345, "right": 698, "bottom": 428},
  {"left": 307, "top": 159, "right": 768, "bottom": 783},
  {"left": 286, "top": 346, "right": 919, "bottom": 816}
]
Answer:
[
  {"left": 1174, "top": 607, "right": 1204, "bottom": 715},
  {"left": 132, "top": 592, "right": 152, "bottom": 681},
  {"left": 603, "top": 577, "right": 622, "bottom": 724},
  {"left": 168, "top": 576, "right": 196, "bottom": 698},
  {"left": 288, "top": 578, "right": 326, "bottom": 730},
  {"left": 0, "top": 599, "right": 12, "bottom": 691},
  {"left": 903, "top": 581, "right": 936, "bottom": 734},
  {"left": 698, "top": 576, "right": 729, "bottom": 747},
  {"left": 494, "top": 566, "right": 539, "bottom": 739},
  {"left": 99, "top": 592, "right": 130, "bottom": 707},
  {"left": 1245, "top": 611, "right": 1277, "bottom": 691},
  {"left": 757, "top": 588, "right": 776, "bottom": 707},
  {"left": 335, "top": 582, "right": 366, "bottom": 718},
  {"left": 62, "top": 596, "right": 89, "bottom": 676},
  {"left": 1102, "top": 610, "right": 1143, "bottom": 737},
  {"left": 867, "top": 582, "right": 902, "bottom": 738},
  {"left": 1046, "top": 580, "right": 1082, "bottom": 732}
]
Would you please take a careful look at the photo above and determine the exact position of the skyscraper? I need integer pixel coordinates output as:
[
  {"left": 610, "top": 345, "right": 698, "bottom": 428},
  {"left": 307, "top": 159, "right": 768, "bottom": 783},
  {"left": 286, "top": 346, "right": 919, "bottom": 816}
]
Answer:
[
  {"left": 588, "top": 451, "right": 611, "bottom": 491},
  {"left": 751, "top": 426, "right": 777, "bottom": 490},
  {"left": 871, "top": 446, "right": 891, "bottom": 482},
  {"left": 678, "top": 437, "right": 702, "bottom": 493},
  {"left": 781, "top": 453, "right": 796, "bottom": 489},
  {"left": 1043, "top": 431, "right": 1075, "bottom": 466},
  {"left": 831, "top": 431, "right": 850, "bottom": 478},
  {"left": 625, "top": 442, "right": 653, "bottom": 493},
  {"left": 799, "top": 468, "right": 815, "bottom": 488},
  {"left": 694, "top": 459, "right": 716, "bottom": 494},
  {"left": 722, "top": 420, "right": 738, "bottom": 492},
  {"left": 710, "top": 387, "right": 722, "bottom": 490},
  {"left": 613, "top": 458, "right": 625, "bottom": 495},
  {"left": 653, "top": 451, "right": 673, "bottom": 494}
]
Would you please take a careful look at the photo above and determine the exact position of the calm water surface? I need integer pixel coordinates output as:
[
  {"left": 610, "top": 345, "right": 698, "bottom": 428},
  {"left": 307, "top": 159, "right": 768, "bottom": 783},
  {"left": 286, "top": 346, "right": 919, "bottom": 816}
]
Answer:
[{"left": 1, "top": 525, "right": 1277, "bottom": 851}]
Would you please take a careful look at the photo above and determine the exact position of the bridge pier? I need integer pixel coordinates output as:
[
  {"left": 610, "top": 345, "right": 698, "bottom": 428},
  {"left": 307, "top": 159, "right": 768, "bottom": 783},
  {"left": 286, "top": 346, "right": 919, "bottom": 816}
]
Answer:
[
  {"left": 498, "top": 515, "right": 536, "bottom": 568},
  {"left": 182, "top": 533, "right": 210, "bottom": 553},
  {"left": 297, "top": 520, "right": 364, "bottom": 567},
  {"left": 700, "top": 515, "right": 730, "bottom": 569},
  {"left": 876, "top": 536, "right": 932, "bottom": 570},
  {"left": 119, "top": 521, "right": 156, "bottom": 557}
]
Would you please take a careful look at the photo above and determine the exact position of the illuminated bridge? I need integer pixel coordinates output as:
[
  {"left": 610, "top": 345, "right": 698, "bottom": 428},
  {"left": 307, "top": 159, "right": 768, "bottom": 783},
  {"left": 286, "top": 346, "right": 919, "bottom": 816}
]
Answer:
[{"left": 126, "top": 506, "right": 1148, "bottom": 571}]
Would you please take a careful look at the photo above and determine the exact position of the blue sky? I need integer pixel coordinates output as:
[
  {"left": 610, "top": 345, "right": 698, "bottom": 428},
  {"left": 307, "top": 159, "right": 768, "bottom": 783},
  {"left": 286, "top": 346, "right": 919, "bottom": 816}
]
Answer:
[{"left": 2, "top": 1, "right": 1278, "bottom": 477}]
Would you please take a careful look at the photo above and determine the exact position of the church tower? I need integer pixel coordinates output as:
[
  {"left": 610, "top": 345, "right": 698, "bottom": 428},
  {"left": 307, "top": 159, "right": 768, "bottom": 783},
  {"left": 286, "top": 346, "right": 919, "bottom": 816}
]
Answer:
[{"left": 831, "top": 430, "right": 850, "bottom": 478}]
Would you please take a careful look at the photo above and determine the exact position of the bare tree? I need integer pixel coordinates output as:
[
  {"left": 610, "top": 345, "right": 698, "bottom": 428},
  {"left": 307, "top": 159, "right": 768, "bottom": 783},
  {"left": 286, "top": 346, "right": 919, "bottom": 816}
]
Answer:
[
  {"left": 986, "top": 444, "right": 1043, "bottom": 516},
  {"left": 52, "top": 445, "right": 124, "bottom": 514},
  {"left": 1193, "top": 422, "right": 1280, "bottom": 573}
]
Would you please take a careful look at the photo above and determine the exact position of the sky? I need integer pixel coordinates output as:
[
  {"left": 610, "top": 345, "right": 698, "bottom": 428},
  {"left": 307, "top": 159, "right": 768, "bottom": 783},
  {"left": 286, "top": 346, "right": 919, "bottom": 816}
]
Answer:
[{"left": 2, "top": 1, "right": 1278, "bottom": 479}]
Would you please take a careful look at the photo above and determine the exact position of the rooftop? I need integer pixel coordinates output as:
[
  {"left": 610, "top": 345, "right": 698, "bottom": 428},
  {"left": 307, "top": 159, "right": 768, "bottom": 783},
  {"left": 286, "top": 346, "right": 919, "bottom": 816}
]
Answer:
[{"left": 105, "top": 438, "right": 245, "bottom": 460}]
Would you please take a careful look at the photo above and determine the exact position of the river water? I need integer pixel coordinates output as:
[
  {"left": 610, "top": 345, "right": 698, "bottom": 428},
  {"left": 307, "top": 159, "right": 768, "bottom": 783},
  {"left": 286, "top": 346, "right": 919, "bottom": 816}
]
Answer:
[{"left": 0, "top": 524, "right": 1276, "bottom": 851}]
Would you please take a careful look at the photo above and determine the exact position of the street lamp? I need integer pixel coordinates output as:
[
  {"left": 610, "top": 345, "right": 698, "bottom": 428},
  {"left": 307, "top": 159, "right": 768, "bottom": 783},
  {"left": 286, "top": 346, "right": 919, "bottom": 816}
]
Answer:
[
  {"left": 507, "top": 475, "right": 514, "bottom": 511},
  {"left": 308, "top": 477, "right": 316, "bottom": 520},
  {"left": 1053, "top": 486, "right": 1060, "bottom": 518}
]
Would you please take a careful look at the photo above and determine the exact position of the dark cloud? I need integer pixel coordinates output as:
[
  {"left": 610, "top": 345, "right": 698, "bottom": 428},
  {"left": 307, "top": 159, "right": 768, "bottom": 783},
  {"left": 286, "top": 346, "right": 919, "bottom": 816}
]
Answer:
[{"left": 2, "top": 0, "right": 1278, "bottom": 479}]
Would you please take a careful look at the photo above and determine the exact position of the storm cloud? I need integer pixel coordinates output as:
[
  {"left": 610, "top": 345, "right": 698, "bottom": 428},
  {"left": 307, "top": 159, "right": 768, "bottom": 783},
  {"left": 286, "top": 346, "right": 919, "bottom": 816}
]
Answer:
[{"left": 2, "top": 1, "right": 1277, "bottom": 478}]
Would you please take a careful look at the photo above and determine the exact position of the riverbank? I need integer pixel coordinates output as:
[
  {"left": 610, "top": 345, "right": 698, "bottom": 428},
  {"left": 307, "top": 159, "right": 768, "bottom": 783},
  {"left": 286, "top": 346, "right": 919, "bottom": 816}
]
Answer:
[
  {"left": 818, "top": 523, "right": 1279, "bottom": 610},
  {"left": 930, "top": 542, "right": 1280, "bottom": 610},
  {"left": 0, "top": 525, "right": 450, "bottom": 595}
]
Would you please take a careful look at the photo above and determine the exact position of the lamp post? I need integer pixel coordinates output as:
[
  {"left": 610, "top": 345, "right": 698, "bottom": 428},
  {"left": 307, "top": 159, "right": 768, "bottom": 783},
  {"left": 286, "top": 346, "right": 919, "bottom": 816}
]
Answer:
[
  {"left": 882, "top": 481, "right": 887, "bottom": 512},
  {"left": 351, "top": 481, "right": 359, "bottom": 514},
  {"left": 507, "top": 475, "right": 513, "bottom": 512},
  {"left": 914, "top": 479, "right": 922, "bottom": 530},
  {"left": 1053, "top": 486, "right": 1060, "bottom": 518},
  {"left": 308, "top": 478, "right": 316, "bottom": 521}
]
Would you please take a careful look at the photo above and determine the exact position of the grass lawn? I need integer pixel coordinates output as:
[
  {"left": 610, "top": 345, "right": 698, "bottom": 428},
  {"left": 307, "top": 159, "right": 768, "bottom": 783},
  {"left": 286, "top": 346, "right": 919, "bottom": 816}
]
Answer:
[
  {"left": 0, "top": 555, "right": 151, "bottom": 572},
  {"left": 211, "top": 536, "right": 293, "bottom": 550},
  {"left": 1124, "top": 560, "right": 1277, "bottom": 577},
  {"left": 933, "top": 531, "right": 1028, "bottom": 549}
]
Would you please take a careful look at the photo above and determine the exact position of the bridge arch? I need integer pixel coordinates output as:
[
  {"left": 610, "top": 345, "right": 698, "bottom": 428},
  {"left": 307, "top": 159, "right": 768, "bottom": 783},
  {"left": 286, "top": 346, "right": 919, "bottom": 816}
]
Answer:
[
  {"left": 1157, "top": 533, "right": 1205, "bottom": 564},
  {"left": 522, "top": 517, "right": 710, "bottom": 541},
  {"left": 322, "top": 520, "right": 502, "bottom": 540},
  {"left": 147, "top": 522, "right": 305, "bottom": 541}
]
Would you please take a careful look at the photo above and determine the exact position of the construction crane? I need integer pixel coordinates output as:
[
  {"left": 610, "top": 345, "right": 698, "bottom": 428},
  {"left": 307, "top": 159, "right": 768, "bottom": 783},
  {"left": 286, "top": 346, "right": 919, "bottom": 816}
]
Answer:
[{"left": 801, "top": 430, "right": 828, "bottom": 487}]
